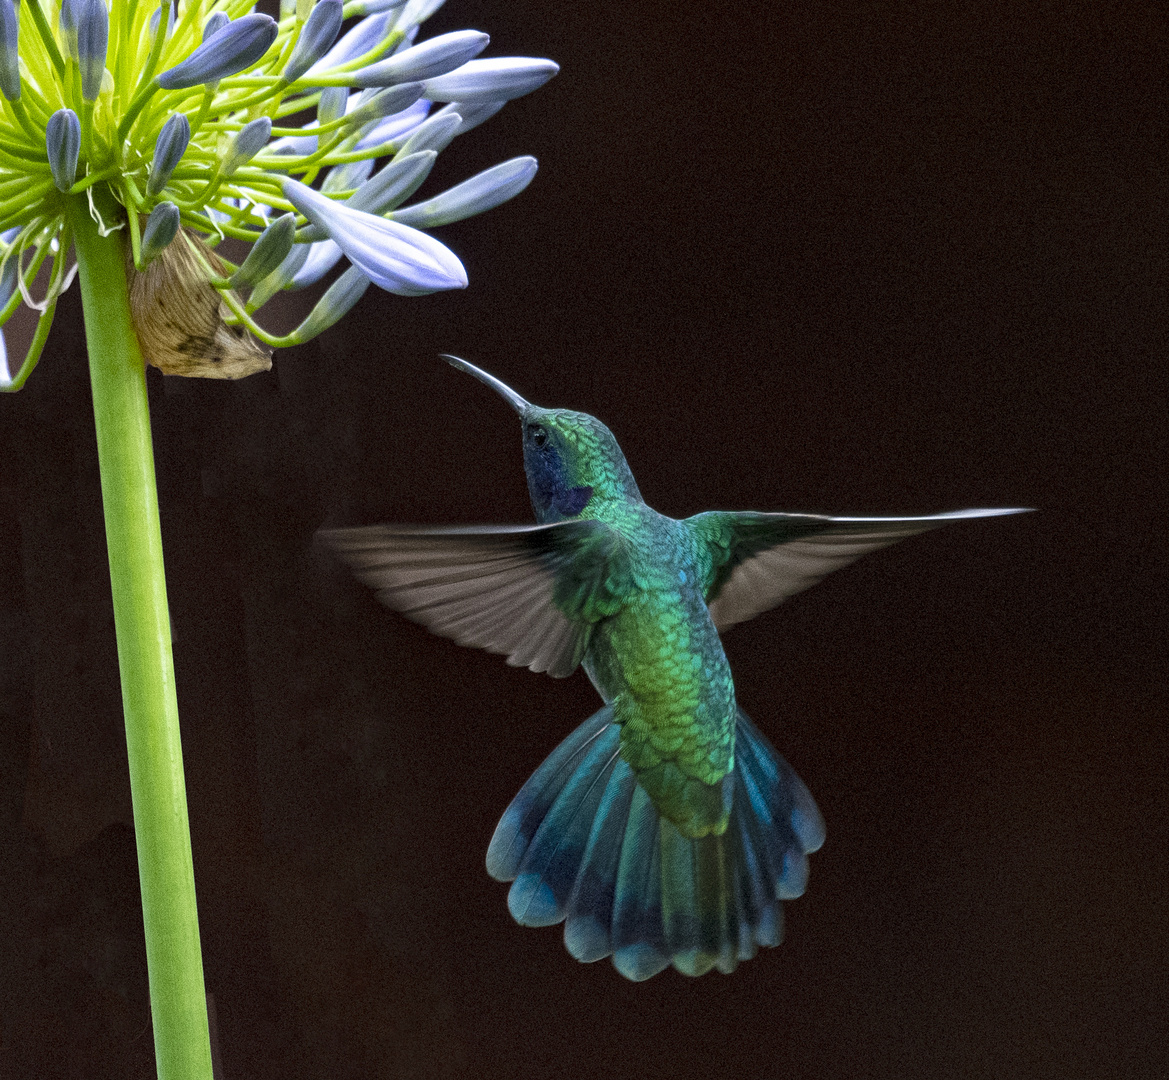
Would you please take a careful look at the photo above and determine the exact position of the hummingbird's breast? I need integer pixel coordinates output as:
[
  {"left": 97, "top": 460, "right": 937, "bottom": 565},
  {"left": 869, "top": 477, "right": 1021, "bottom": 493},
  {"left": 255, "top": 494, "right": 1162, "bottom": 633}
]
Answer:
[{"left": 582, "top": 506, "right": 737, "bottom": 795}]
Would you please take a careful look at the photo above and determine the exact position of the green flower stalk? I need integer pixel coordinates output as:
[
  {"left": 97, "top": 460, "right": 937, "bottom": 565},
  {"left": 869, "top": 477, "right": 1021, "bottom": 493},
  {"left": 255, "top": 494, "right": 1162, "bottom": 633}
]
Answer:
[{"left": 0, "top": 2, "right": 557, "bottom": 1077}]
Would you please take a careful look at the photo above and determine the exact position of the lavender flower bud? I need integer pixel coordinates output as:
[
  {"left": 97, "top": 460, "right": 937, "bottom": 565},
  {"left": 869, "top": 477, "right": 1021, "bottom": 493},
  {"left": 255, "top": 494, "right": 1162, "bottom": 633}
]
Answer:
[
  {"left": 308, "top": 12, "right": 390, "bottom": 76},
  {"left": 148, "top": 1, "right": 175, "bottom": 44},
  {"left": 202, "top": 11, "right": 229, "bottom": 42},
  {"left": 283, "top": 0, "right": 344, "bottom": 83},
  {"left": 0, "top": 0, "right": 19, "bottom": 101},
  {"left": 298, "top": 154, "right": 413, "bottom": 242},
  {"left": 351, "top": 30, "right": 488, "bottom": 89},
  {"left": 348, "top": 150, "right": 436, "bottom": 214},
  {"left": 292, "top": 266, "right": 371, "bottom": 340},
  {"left": 147, "top": 114, "right": 191, "bottom": 196},
  {"left": 317, "top": 86, "right": 349, "bottom": 127},
  {"left": 432, "top": 99, "right": 506, "bottom": 135},
  {"left": 392, "top": 156, "right": 536, "bottom": 228},
  {"left": 46, "top": 110, "right": 81, "bottom": 192},
  {"left": 223, "top": 118, "right": 272, "bottom": 173},
  {"left": 59, "top": 0, "right": 80, "bottom": 53},
  {"left": 394, "top": 0, "right": 448, "bottom": 29},
  {"left": 420, "top": 57, "right": 559, "bottom": 102},
  {"left": 353, "top": 97, "right": 429, "bottom": 152},
  {"left": 282, "top": 177, "right": 466, "bottom": 295},
  {"left": 393, "top": 111, "right": 461, "bottom": 157},
  {"left": 157, "top": 13, "right": 278, "bottom": 90},
  {"left": 289, "top": 240, "right": 343, "bottom": 288},
  {"left": 246, "top": 243, "right": 311, "bottom": 308},
  {"left": 342, "top": 82, "right": 424, "bottom": 128},
  {"left": 229, "top": 214, "right": 296, "bottom": 288},
  {"left": 140, "top": 202, "right": 181, "bottom": 266},
  {"left": 322, "top": 159, "right": 376, "bottom": 193},
  {"left": 349, "top": 0, "right": 407, "bottom": 15},
  {"left": 75, "top": 0, "right": 109, "bottom": 101}
]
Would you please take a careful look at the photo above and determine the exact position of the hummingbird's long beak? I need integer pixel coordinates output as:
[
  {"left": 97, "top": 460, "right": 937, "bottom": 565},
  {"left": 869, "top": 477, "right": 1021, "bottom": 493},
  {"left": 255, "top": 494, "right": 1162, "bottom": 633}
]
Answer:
[{"left": 441, "top": 355, "right": 530, "bottom": 414}]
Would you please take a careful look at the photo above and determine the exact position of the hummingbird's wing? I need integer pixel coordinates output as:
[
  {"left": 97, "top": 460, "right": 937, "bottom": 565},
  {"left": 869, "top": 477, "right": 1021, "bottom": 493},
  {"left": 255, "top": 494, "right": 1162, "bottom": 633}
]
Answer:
[
  {"left": 687, "top": 508, "right": 1030, "bottom": 631},
  {"left": 319, "top": 521, "right": 635, "bottom": 677}
]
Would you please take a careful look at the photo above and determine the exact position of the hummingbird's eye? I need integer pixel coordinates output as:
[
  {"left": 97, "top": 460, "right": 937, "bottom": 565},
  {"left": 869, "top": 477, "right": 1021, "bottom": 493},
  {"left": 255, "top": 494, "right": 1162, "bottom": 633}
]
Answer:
[{"left": 529, "top": 425, "right": 548, "bottom": 447}]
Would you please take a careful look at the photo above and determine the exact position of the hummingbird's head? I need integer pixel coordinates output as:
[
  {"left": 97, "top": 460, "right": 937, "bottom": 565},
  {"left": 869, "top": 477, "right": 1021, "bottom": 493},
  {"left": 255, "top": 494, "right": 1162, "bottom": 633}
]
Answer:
[{"left": 444, "top": 356, "right": 643, "bottom": 524}]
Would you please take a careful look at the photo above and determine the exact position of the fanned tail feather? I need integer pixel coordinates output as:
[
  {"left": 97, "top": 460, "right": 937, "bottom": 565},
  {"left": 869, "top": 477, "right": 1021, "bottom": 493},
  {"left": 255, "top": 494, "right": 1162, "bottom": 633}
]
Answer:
[{"left": 486, "top": 705, "right": 825, "bottom": 980}]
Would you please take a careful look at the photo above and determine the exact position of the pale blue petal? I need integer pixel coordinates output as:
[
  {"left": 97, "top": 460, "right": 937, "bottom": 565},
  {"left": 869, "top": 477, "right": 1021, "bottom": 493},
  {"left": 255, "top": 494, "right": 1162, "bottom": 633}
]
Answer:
[
  {"left": 394, "top": 0, "right": 447, "bottom": 30},
  {"left": 290, "top": 240, "right": 344, "bottom": 288},
  {"left": 354, "top": 98, "right": 431, "bottom": 150},
  {"left": 283, "top": 0, "right": 344, "bottom": 83},
  {"left": 293, "top": 265, "right": 372, "bottom": 338},
  {"left": 392, "top": 156, "right": 536, "bottom": 228},
  {"left": 157, "top": 14, "right": 278, "bottom": 89},
  {"left": 282, "top": 178, "right": 466, "bottom": 294},
  {"left": 431, "top": 98, "right": 506, "bottom": 134},
  {"left": 306, "top": 11, "right": 391, "bottom": 76},
  {"left": 420, "top": 57, "right": 559, "bottom": 102},
  {"left": 391, "top": 110, "right": 459, "bottom": 156},
  {"left": 350, "top": 29, "right": 487, "bottom": 88}
]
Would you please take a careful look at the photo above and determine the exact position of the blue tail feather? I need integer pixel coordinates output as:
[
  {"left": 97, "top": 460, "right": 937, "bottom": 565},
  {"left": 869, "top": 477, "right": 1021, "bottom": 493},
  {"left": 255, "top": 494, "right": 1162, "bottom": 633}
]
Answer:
[
  {"left": 612, "top": 813, "right": 668, "bottom": 982},
  {"left": 564, "top": 758, "right": 637, "bottom": 962},
  {"left": 487, "top": 704, "right": 823, "bottom": 980},
  {"left": 486, "top": 708, "right": 613, "bottom": 881},
  {"left": 508, "top": 726, "right": 621, "bottom": 926}
]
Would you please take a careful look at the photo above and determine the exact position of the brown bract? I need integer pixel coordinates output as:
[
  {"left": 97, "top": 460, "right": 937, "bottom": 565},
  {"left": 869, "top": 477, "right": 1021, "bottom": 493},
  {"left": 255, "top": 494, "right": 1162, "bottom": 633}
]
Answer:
[{"left": 127, "top": 230, "right": 272, "bottom": 379}]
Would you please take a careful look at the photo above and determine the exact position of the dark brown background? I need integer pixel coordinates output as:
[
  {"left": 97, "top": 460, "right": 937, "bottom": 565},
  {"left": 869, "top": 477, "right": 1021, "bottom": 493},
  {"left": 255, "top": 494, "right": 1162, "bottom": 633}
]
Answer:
[{"left": 1, "top": 0, "right": 1166, "bottom": 1077}]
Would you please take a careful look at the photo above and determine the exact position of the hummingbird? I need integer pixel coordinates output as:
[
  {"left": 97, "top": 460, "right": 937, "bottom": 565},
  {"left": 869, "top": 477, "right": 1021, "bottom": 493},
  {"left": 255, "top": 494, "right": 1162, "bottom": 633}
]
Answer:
[{"left": 320, "top": 356, "right": 1028, "bottom": 981}]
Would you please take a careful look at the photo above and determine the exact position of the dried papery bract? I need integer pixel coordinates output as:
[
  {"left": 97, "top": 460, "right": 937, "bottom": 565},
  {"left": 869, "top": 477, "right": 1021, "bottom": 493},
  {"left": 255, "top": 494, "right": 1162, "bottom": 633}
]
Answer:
[{"left": 128, "top": 231, "right": 271, "bottom": 379}]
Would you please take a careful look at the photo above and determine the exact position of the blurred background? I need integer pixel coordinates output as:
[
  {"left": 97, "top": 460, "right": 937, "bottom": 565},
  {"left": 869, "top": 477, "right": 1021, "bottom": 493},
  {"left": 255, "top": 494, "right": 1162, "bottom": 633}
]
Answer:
[{"left": 1, "top": 0, "right": 1166, "bottom": 1077}]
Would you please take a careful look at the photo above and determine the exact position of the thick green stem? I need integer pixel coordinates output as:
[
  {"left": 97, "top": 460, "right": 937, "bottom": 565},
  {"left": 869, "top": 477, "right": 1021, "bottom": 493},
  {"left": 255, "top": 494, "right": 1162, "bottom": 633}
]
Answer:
[{"left": 67, "top": 194, "right": 213, "bottom": 1080}]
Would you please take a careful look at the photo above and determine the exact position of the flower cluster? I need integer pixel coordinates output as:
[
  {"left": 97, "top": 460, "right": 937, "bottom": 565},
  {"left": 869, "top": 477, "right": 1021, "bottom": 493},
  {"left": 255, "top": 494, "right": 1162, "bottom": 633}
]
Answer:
[{"left": 0, "top": 0, "right": 557, "bottom": 387}]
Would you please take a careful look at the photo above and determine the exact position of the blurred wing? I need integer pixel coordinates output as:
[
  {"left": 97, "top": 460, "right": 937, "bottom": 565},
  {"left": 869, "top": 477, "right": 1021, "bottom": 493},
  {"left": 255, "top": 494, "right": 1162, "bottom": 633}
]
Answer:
[
  {"left": 319, "top": 520, "right": 634, "bottom": 677},
  {"left": 688, "top": 507, "right": 1030, "bottom": 631}
]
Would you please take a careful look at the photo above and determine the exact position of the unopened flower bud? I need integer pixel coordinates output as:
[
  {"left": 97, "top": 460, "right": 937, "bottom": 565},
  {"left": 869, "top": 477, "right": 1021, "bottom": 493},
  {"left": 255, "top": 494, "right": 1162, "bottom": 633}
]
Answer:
[
  {"left": 157, "top": 13, "right": 278, "bottom": 90},
  {"left": 223, "top": 118, "right": 272, "bottom": 174},
  {"left": 308, "top": 11, "right": 391, "bottom": 76},
  {"left": 202, "top": 11, "right": 229, "bottom": 41},
  {"left": 148, "top": 1, "right": 175, "bottom": 44},
  {"left": 317, "top": 86, "right": 349, "bottom": 127},
  {"left": 229, "top": 214, "right": 297, "bottom": 288},
  {"left": 420, "top": 57, "right": 559, "bottom": 102},
  {"left": 432, "top": 99, "right": 506, "bottom": 135},
  {"left": 392, "top": 156, "right": 536, "bottom": 228},
  {"left": 291, "top": 265, "right": 371, "bottom": 340},
  {"left": 289, "top": 240, "right": 342, "bottom": 288},
  {"left": 75, "top": 0, "right": 109, "bottom": 100},
  {"left": 46, "top": 110, "right": 81, "bottom": 192},
  {"left": 140, "top": 202, "right": 181, "bottom": 265},
  {"left": 0, "top": 0, "right": 19, "bottom": 101},
  {"left": 283, "top": 0, "right": 344, "bottom": 83},
  {"left": 342, "top": 82, "right": 424, "bottom": 128},
  {"left": 147, "top": 114, "right": 190, "bottom": 196},
  {"left": 351, "top": 29, "right": 488, "bottom": 89},
  {"left": 349, "top": 0, "right": 407, "bottom": 15},
  {"left": 394, "top": 112, "right": 461, "bottom": 157},
  {"left": 348, "top": 150, "right": 436, "bottom": 214},
  {"left": 282, "top": 177, "right": 466, "bottom": 295}
]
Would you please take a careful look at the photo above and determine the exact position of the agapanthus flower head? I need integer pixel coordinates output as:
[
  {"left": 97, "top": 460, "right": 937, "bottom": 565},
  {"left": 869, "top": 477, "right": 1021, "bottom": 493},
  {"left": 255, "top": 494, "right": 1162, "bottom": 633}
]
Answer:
[{"left": 0, "top": 0, "right": 558, "bottom": 390}]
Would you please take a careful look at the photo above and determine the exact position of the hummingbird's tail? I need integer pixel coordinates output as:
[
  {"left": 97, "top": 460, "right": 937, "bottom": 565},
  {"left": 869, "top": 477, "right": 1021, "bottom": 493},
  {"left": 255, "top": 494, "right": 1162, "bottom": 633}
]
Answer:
[{"left": 486, "top": 706, "right": 825, "bottom": 980}]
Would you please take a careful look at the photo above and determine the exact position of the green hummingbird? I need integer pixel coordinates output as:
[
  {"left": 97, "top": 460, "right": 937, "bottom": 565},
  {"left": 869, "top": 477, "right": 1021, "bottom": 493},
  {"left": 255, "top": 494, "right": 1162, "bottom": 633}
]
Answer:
[{"left": 321, "top": 357, "right": 1027, "bottom": 981}]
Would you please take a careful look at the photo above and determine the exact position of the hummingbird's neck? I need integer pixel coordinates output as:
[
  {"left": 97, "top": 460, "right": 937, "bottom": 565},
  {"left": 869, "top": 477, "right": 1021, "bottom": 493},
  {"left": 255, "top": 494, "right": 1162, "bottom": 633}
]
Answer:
[
  {"left": 528, "top": 462, "right": 643, "bottom": 524},
  {"left": 522, "top": 407, "right": 644, "bottom": 522}
]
